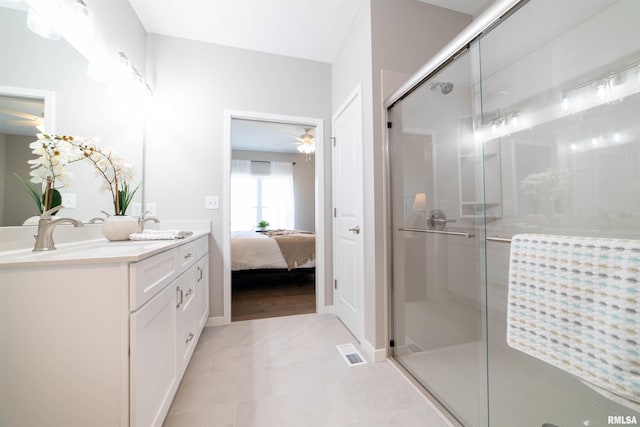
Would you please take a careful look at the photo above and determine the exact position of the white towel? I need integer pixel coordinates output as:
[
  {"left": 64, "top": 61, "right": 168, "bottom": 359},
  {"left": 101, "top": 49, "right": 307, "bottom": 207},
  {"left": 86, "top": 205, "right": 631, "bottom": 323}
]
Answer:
[
  {"left": 507, "top": 233, "right": 640, "bottom": 408},
  {"left": 129, "top": 230, "right": 193, "bottom": 240}
]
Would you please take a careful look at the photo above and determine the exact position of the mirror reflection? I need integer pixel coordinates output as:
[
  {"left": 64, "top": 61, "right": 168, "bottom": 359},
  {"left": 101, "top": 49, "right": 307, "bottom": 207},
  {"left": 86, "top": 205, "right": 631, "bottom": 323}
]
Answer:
[{"left": 0, "top": 3, "right": 144, "bottom": 226}]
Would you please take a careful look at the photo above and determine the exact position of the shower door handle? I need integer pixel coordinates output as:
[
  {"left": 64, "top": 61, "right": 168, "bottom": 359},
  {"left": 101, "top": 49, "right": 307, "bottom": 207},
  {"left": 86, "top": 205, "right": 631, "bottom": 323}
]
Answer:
[{"left": 348, "top": 225, "right": 361, "bottom": 234}]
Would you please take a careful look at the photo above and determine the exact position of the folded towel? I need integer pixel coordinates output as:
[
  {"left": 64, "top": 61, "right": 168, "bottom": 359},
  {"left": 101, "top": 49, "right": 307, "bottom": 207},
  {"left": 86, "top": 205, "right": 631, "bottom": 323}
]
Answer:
[
  {"left": 129, "top": 230, "right": 193, "bottom": 240},
  {"left": 507, "top": 233, "right": 640, "bottom": 409}
]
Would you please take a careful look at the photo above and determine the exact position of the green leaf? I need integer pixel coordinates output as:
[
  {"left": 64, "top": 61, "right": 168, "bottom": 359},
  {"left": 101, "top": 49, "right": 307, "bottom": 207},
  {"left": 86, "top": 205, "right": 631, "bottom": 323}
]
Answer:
[
  {"left": 43, "top": 189, "right": 62, "bottom": 214},
  {"left": 118, "top": 181, "right": 140, "bottom": 215},
  {"left": 14, "top": 173, "right": 43, "bottom": 214}
]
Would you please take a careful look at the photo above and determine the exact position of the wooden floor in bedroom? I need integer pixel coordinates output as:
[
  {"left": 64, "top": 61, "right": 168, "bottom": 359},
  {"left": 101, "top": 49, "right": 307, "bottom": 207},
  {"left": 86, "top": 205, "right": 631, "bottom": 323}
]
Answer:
[{"left": 231, "top": 270, "right": 316, "bottom": 321}]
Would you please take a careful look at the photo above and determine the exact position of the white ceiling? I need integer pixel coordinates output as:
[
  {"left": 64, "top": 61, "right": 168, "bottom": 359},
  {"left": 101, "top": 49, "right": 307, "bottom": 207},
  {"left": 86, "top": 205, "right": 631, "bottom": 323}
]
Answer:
[
  {"left": 417, "top": 0, "right": 489, "bottom": 15},
  {"left": 129, "top": 0, "right": 366, "bottom": 64},
  {"left": 129, "top": 0, "right": 487, "bottom": 65},
  {"left": 231, "top": 119, "right": 314, "bottom": 153},
  {"left": 0, "top": 95, "right": 44, "bottom": 137}
]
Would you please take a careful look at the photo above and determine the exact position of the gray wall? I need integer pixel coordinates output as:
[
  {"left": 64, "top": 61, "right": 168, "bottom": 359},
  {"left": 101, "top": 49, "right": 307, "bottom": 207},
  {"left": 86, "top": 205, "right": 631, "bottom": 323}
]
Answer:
[
  {"left": 231, "top": 150, "right": 316, "bottom": 232},
  {"left": 2, "top": 134, "right": 36, "bottom": 225},
  {"left": 144, "top": 34, "right": 332, "bottom": 319},
  {"left": 0, "top": 133, "right": 4, "bottom": 225}
]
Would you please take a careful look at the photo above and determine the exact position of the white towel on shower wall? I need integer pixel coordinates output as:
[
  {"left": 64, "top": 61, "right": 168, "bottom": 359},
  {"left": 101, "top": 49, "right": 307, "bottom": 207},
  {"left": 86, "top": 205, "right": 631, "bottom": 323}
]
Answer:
[{"left": 506, "top": 233, "right": 640, "bottom": 408}]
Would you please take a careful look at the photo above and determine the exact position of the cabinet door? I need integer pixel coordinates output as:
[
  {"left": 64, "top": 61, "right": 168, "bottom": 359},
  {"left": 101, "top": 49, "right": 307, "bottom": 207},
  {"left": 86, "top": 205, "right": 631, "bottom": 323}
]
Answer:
[
  {"left": 176, "top": 311, "right": 197, "bottom": 379},
  {"left": 175, "top": 268, "right": 196, "bottom": 328},
  {"left": 130, "top": 283, "right": 177, "bottom": 427},
  {"left": 195, "top": 255, "right": 209, "bottom": 331}
]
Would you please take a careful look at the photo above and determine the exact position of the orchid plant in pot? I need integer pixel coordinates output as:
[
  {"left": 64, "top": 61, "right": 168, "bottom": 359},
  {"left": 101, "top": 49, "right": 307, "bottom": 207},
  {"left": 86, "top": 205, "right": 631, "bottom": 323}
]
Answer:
[
  {"left": 16, "top": 134, "right": 76, "bottom": 223},
  {"left": 70, "top": 139, "right": 140, "bottom": 240},
  {"left": 17, "top": 133, "right": 140, "bottom": 238}
]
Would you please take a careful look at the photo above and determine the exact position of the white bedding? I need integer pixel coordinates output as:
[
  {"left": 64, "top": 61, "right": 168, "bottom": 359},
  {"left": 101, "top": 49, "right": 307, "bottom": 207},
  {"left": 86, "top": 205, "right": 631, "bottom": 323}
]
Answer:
[{"left": 231, "top": 231, "right": 315, "bottom": 271}]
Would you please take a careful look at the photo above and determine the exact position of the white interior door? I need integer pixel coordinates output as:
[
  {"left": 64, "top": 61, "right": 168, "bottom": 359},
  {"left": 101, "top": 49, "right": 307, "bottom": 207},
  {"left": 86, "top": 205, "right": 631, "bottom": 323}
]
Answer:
[{"left": 332, "top": 86, "right": 364, "bottom": 342}]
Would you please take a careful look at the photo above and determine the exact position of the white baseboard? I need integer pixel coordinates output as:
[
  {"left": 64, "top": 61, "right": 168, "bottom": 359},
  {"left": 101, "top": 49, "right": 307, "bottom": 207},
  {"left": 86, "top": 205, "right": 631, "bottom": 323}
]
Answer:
[
  {"left": 363, "top": 338, "right": 387, "bottom": 363},
  {"left": 205, "top": 316, "right": 225, "bottom": 327},
  {"left": 323, "top": 305, "right": 335, "bottom": 314}
]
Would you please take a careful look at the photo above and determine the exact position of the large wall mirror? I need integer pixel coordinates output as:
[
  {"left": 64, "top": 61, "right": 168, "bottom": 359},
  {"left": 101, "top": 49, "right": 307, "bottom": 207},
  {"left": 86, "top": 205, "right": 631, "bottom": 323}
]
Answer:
[{"left": 0, "top": 2, "right": 145, "bottom": 226}]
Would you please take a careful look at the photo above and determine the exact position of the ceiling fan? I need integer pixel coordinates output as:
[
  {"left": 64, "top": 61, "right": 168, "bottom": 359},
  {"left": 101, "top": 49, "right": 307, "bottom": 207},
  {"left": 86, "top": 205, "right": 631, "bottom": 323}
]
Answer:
[
  {"left": 290, "top": 128, "right": 315, "bottom": 155},
  {"left": 0, "top": 107, "right": 44, "bottom": 129}
]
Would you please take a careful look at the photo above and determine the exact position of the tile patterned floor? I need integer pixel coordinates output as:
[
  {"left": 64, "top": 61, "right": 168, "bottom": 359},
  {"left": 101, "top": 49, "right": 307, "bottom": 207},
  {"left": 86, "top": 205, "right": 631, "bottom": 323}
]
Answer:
[{"left": 163, "top": 313, "right": 451, "bottom": 427}]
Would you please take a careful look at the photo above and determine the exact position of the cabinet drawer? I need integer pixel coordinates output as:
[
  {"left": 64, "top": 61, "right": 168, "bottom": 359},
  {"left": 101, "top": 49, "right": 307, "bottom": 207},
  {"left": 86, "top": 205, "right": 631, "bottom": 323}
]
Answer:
[
  {"left": 194, "top": 236, "right": 208, "bottom": 260},
  {"left": 178, "top": 242, "right": 196, "bottom": 271},
  {"left": 175, "top": 269, "right": 196, "bottom": 327},
  {"left": 130, "top": 248, "right": 179, "bottom": 311}
]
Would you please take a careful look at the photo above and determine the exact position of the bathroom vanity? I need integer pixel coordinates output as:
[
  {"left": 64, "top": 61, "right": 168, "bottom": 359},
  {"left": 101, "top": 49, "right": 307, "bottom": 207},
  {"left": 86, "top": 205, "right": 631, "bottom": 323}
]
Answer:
[{"left": 0, "top": 232, "right": 209, "bottom": 426}]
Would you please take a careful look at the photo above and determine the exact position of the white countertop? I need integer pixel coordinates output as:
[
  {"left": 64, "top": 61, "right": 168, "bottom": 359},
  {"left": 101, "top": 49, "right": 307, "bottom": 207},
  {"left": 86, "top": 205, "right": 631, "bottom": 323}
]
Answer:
[{"left": 0, "top": 231, "right": 210, "bottom": 268}]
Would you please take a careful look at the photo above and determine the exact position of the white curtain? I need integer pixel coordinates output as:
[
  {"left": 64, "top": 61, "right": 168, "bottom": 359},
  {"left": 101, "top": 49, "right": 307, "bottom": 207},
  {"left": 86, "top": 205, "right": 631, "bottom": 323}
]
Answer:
[
  {"left": 230, "top": 160, "right": 254, "bottom": 231},
  {"left": 230, "top": 160, "right": 295, "bottom": 231},
  {"left": 264, "top": 161, "right": 294, "bottom": 230}
]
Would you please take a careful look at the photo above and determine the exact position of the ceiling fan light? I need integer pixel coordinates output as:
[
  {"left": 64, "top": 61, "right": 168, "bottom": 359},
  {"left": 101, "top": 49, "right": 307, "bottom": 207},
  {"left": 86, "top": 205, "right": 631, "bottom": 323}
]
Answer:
[{"left": 297, "top": 142, "right": 315, "bottom": 154}]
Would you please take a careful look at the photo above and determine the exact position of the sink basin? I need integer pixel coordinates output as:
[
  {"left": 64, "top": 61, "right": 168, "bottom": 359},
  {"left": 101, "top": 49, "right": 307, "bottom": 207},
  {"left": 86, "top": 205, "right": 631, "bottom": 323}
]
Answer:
[{"left": 0, "top": 238, "right": 177, "bottom": 265}]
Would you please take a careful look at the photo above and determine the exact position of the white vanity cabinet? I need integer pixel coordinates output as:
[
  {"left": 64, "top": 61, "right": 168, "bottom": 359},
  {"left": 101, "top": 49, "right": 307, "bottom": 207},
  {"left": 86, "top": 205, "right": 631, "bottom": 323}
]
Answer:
[{"left": 0, "top": 234, "right": 209, "bottom": 427}]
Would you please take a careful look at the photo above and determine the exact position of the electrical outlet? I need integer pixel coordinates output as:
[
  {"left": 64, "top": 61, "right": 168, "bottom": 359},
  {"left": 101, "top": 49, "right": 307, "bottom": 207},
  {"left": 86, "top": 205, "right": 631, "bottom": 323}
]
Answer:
[
  {"left": 60, "top": 193, "right": 77, "bottom": 209},
  {"left": 205, "top": 196, "right": 219, "bottom": 210}
]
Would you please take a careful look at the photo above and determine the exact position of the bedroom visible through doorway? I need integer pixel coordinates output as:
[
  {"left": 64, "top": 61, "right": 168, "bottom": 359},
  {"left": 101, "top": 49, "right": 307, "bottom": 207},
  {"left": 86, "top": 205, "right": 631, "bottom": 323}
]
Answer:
[{"left": 229, "top": 118, "right": 318, "bottom": 321}]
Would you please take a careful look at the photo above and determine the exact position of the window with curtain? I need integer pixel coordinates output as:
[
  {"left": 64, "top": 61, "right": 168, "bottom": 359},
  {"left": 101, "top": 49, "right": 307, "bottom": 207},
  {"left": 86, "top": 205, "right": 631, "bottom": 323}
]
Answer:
[{"left": 230, "top": 160, "right": 295, "bottom": 231}]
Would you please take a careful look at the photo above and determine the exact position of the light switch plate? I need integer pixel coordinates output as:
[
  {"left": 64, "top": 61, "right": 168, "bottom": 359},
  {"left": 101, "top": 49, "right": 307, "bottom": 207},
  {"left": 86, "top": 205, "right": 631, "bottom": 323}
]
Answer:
[{"left": 205, "top": 196, "right": 219, "bottom": 209}]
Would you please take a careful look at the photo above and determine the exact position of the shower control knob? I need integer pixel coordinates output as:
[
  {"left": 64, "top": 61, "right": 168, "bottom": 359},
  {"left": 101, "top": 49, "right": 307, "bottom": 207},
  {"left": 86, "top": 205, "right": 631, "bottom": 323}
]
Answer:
[{"left": 427, "top": 209, "right": 456, "bottom": 231}]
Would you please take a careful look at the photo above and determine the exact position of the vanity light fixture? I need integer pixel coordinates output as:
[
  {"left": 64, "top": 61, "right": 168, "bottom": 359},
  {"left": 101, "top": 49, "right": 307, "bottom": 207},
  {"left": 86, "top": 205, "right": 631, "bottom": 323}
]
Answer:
[
  {"left": 566, "top": 131, "right": 628, "bottom": 153},
  {"left": 62, "top": 0, "right": 94, "bottom": 49},
  {"left": 26, "top": 4, "right": 62, "bottom": 40},
  {"left": 86, "top": 52, "right": 153, "bottom": 96},
  {"left": 117, "top": 52, "right": 153, "bottom": 96},
  {"left": 25, "top": 0, "right": 94, "bottom": 45}
]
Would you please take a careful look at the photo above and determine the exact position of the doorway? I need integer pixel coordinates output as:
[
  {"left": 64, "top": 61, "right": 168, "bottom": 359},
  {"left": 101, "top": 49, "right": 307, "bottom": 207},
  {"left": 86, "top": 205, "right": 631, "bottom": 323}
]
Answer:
[{"left": 222, "top": 110, "right": 326, "bottom": 324}]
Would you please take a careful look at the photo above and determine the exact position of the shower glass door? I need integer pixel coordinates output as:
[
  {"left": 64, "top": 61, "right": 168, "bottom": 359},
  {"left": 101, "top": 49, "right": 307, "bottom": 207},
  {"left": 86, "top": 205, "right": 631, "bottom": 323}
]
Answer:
[
  {"left": 390, "top": 1, "right": 640, "bottom": 426},
  {"left": 478, "top": 1, "right": 640, "bottom": 426},
  {"left": 388, "top": 48, "right": 490, "bottom": 427}
]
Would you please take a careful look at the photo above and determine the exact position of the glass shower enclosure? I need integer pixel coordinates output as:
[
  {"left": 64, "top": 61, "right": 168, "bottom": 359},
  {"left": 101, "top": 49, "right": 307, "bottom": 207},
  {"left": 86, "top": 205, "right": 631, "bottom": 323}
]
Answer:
[{"left": 387, "top": 1, "right": 640, "bottom": 426}]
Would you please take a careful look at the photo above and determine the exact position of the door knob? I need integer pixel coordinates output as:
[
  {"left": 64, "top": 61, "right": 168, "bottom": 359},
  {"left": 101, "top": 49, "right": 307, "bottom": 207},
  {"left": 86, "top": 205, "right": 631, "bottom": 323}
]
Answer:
[
  {"left": 348, "top": 225, "right": 361, "bottom": 234},
  {"left": 427, "top": 209, "right": 456, "bottom": 231}
]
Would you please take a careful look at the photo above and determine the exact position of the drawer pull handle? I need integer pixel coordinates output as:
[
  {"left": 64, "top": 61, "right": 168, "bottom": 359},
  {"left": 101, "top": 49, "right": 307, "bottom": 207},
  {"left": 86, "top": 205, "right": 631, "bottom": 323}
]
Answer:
[
  {"left": 184, "top": 253, "right": 193, "bottom": 259},
  {"left": 185, "top": 332, "right": 194, "bottom": 344},
  {"left": 198, "top": 266, "right": 203, "bottom": 281},
  {"left": 185, "top": 288, "right": 194, "bottom": 298},
  {"left": 176, "top": 286, "right": 184, "bottom": 308}
]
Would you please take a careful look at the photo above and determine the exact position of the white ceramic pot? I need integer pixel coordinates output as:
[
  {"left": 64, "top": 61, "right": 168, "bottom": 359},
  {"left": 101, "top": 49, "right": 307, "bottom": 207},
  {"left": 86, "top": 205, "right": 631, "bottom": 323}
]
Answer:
[{"left": 101, "top": 215, "right": 137, "bottom": 241}]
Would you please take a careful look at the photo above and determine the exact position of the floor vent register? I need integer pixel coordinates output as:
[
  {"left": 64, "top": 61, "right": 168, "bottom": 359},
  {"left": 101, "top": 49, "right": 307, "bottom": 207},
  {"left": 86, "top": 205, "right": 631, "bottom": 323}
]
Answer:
[{"left": 336, "top": 343, "right": 368, "bottom": 367}]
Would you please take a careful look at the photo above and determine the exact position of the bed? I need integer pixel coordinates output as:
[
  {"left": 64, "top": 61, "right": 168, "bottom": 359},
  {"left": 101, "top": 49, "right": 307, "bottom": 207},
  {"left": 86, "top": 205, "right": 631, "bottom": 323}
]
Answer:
[{"left": 231, "top": 230, "right": 316, "bottom": 271}]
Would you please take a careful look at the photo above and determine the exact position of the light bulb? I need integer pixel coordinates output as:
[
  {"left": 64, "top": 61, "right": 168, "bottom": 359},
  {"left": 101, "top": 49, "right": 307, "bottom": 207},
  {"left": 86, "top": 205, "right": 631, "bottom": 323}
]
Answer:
[{"left": 26, "top": 6, "right": 62, "bottom": 40}]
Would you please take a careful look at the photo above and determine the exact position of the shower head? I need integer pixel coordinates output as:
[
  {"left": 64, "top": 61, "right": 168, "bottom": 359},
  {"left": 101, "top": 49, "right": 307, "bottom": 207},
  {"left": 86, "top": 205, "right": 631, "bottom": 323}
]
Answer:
[{"left": 430, "top": 81, "right": 454, "bottom": 94}]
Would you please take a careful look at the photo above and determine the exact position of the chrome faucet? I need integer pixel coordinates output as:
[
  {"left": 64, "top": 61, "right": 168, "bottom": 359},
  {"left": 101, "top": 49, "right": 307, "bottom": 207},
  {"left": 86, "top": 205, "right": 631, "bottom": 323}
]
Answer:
[
  {"left": 137, "top": 211, "right": 160, "bottom": 233},
  {"left": 33, "top": 206, "right": 84, "bottom": 251}
]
